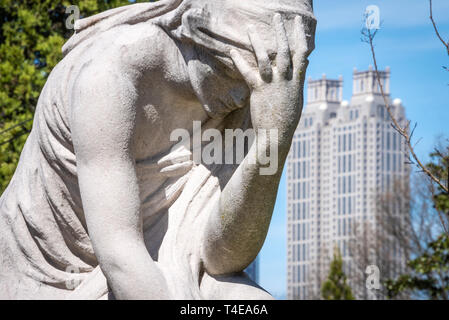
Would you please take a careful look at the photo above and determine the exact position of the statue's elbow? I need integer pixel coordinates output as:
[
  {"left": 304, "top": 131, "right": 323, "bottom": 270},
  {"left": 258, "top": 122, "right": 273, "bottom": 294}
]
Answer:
[{"left": 201, "top": 242, "right": 252, "bottom": 276}]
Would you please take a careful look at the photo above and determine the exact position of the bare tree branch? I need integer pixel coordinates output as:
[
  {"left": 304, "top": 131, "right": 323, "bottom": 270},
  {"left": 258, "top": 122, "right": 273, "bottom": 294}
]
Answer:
[
  {"left": 429, "top": 0, "right": 449, "bottom": 56},
  {"left": 362, "top": 26, "right": 449, "bottom": 194}
]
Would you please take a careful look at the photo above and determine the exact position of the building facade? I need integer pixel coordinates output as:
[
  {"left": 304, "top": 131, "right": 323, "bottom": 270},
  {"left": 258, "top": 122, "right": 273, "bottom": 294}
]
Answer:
[{"left": 286, "top": 67, "right": 410, "bottom": 299}]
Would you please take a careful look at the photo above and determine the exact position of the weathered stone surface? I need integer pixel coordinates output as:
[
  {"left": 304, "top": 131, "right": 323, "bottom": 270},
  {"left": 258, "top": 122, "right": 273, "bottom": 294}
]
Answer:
[{"left": 0, "top": 0, "right": 315, "bottom": 299}]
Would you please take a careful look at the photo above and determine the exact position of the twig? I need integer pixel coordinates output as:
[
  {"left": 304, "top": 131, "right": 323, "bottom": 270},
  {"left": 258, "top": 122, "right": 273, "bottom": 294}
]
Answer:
[
  {"left": 429, "top": 0, "right": 449, "bottom": 56},
  {"left": 0, "top": 118, "right": 33, "bottom": 136},
  {"left": 429, "top": 178, "right": 449, "bottom": 234},
  {"left": 0, "top": 130, "right": 31, "bottom": 146},
  {"left": 363, "top": 27, "right": 449, "bottom": 194}
]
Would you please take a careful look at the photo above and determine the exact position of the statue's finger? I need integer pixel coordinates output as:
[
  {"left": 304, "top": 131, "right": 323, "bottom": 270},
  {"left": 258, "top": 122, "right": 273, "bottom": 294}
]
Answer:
[
  {"left": 248, "top": 25, "right": 272, "bottom": 83},
  {"left": 293, "top": 15, "right": 308, "bottom": 81},
  {"left": 273, "top": 13, "right": 291, "bottom": 77},
  {"left": 230, "top": 49, "right": 259, "bottom": 88}
]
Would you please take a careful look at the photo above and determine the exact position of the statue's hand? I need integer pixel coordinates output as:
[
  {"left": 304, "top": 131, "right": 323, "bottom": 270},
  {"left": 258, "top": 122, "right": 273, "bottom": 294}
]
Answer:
[{"left": 230, "top": 14, "right": 312, "bottom": 138}]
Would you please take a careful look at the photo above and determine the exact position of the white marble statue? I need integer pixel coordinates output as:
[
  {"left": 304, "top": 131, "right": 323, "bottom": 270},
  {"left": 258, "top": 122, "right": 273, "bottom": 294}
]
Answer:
[{"left": 0, "top": 0, "right": 315, "bottom": 299}]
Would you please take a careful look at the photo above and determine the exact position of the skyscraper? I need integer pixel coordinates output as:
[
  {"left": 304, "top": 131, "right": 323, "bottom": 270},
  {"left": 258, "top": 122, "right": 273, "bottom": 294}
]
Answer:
[{"left": 286, "top": 67, "right": 410, "bottom": 300}]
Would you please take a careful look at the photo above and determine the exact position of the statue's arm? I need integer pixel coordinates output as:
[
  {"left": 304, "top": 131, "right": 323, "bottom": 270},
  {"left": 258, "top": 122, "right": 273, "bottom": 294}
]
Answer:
[
  {"left": 202, "top": 134, "right": 288, "bottom": 275},
  {"left": 71, "top": 66, "right": 169, "bottom": 299},
  {"left": 202, "top": 14, "right": 314, "bottom": 275}
]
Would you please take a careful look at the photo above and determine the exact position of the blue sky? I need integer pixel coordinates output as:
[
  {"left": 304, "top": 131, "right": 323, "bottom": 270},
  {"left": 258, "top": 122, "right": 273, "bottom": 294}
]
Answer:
[{"left": 259, "top": 0, "right": 449, "bottom": 299}]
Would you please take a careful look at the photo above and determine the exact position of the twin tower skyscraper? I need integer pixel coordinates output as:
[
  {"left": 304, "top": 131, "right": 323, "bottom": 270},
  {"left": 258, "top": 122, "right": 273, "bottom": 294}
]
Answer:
[{"left": 287, "top": 67, "right": 410, "bottom": 300}]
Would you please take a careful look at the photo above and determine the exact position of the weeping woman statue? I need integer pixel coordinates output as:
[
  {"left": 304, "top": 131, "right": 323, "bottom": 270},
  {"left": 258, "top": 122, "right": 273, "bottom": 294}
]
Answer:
[{"left": 0, "top": 0, "right": 315, "bottom": 299}]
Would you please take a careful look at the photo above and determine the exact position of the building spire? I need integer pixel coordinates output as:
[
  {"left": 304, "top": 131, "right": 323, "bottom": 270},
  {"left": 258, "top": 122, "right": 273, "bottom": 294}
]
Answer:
[
  {"left": 307, "top": 75, "right": 343, "bottom": 104},
  {"left": 352, "top": 67, "right": 390, "bottom": 96}
]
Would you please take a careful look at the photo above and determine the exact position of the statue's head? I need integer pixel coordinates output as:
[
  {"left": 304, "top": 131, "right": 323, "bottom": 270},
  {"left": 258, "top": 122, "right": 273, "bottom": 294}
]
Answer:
[
  {"left": 63, "top": 0, "right": 316, "bottom": 119},
  {"left": 65, "top": 0, "right": 316, "bottom": 63},
  {"left": 159, "top": 0, "right": 315, "bottom": 63},
  {"left": 160, "top": 0, "right": 316, "bottom": 118}
]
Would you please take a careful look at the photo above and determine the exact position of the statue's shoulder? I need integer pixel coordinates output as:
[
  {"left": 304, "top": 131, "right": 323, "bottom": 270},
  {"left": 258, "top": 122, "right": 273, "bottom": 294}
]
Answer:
[
  {"left": 60, "top": 23, "right": 175, "bottom": 97},
  {"left": 112, "top": 22, "right": 168, "bottom": 48},
  {"left": 96, "top": 22, "right": 176, "bottom": 72}
]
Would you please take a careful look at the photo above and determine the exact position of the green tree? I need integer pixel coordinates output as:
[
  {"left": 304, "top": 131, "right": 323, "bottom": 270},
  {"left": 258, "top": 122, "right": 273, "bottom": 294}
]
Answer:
[
  {"left": 361, "top": 0, "right": 449, "bottom": 301},
  {"left": 386, "top": 148, "right": 449, "bottom": 300},
  {"left": 386, "top": 234, "right": 449, "bottom": 300},
  {"left": 0, "top": 0, "right": 149, "bottom": 193},
  {"left": 321, "top": 247, "right": 355, "bottom": 300}
]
